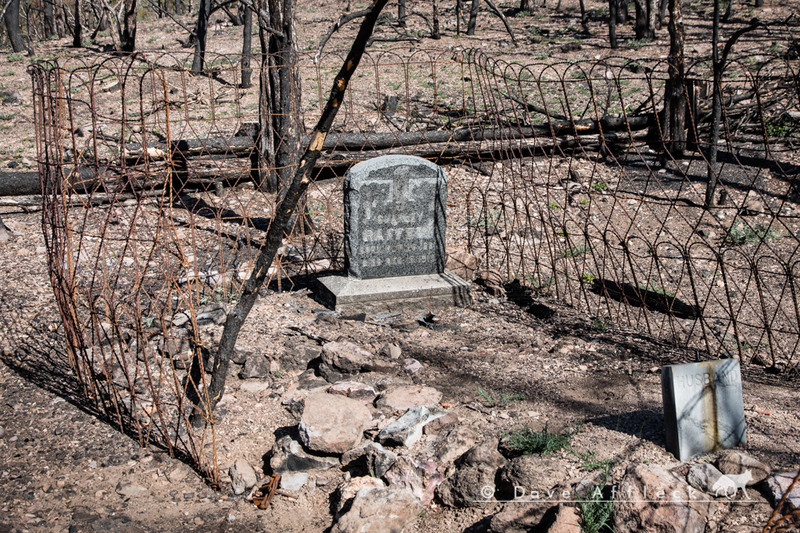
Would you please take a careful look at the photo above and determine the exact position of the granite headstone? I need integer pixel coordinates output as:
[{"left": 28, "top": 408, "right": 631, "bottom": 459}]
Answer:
[
  {"left": 344, "top": 155, "right": 446, "bottom": 279},
  {"left": 661, "top": 359, "right": 746, "bottom": 461},
  {"left": 316, "top": 155, "right": 470, "bottom": 313}
]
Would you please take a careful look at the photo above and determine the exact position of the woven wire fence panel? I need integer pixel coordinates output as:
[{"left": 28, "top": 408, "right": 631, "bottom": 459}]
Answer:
[
  {"left": 31, "top": 48, "right": 800, "bottom": 482},
  {"left": 459, "top": 49, "right": 800, "bottom": 372}
]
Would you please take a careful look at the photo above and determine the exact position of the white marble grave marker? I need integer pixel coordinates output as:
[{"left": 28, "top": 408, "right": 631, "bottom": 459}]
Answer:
[{"left": 661, "top": 359, "right": 746, "bottom": 461}]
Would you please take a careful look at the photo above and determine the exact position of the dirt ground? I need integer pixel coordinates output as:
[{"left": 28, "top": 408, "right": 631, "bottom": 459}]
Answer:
[
  {"left": 1, "top": 1, "right": 799, "bottom": 532},
  {"left": 1, "top": 197, "right": 799, "bottom": 532}
]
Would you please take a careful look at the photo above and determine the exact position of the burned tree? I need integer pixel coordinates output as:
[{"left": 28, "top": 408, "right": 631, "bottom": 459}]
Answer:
[
  {"left": 661, "top": 0, "right": 686, "bottom": 159},
  {"left": 3, "top": 0, "right": 27, "bottom": 53}
]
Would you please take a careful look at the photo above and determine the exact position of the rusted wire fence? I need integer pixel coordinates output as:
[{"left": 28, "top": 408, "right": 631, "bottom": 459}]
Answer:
[{"left": 30, "top": 48, "right": 800, "bottom": 483}]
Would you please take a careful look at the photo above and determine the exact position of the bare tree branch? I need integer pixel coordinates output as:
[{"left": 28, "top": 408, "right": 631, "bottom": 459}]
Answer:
[{"left": 314, "top": 6, "right": 372, "bottom": 63}]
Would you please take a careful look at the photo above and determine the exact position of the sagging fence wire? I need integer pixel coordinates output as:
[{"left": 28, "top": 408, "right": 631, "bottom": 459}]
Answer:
[{"left": 29, "top": 47, "right": 800, "bottom": 484}]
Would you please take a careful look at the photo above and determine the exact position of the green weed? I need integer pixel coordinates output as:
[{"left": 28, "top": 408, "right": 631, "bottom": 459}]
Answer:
[
  {"left": 576, "top": 450, "right": 616, "bottom": 473},
  {"left": 563, "top": 244, "right": 590, "bottom": 258},
  {"left": 578, "top": 475, "right": 614, "bottom": 533},
  {"left": 591, "top": 180, "right": 608, "bottom": 192},
  {"left": 725, "top": 222, "right": 782, "bottom": 246},
  {"left": 477, "top": 386, "right": 525, "bottom": 408},
  {"left": 765, "top": 118, "right": 794, "bottom": 138},
  {"left": 580, "top": 272, "right": 595, "bottom": 283},
  {"left": 507, "top": 423, "right": 573, "bottom": 455}
]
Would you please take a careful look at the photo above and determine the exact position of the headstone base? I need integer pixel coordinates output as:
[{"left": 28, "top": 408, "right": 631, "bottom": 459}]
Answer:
[{"left": 315, "top": 270, "right": 472, "bottom": 314}]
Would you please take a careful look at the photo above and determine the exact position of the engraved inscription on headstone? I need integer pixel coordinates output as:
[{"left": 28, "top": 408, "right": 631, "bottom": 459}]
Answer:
[
  {"left": 315, "top": 154, "right": 470, "bottom": 313},
  {"left": 344, "top": 155, "right": 446, "bottom": 279},
  {"left": 661, "top": 359, "right": 746, "bottom": 461}
]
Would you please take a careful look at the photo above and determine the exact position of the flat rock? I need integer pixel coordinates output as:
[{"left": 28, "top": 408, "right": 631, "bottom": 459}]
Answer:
[
  {"left": 331, "top": 485, "right": 421, "bottom": 533},
  {"left": 239, "top": 354, "right": 270, "bottom": 379},
  {"left": 614, "top": 464, "right": 711, "bottom": 533},
  {"left": 280, "top": 472, "right": 308, "bottom": 491},
  {"left": 115, "top": 479, "right": 147, "bottom": 498},
  {"left": 687, "top": 463, "right": 726, "bottom": 495},
  {"left": 299, "top": 393, "right": 372, "bottom": 454},
  {"left": 384, "top": 456, "right": 443, "bottom": 507},
  {"left": 431, "top": 425, "right": 480, "bottom": 465},
  {"left": 282, "top": 341, "right": 323, "bottom": 371},
  {"left": 269, "top": 435, "right": 340, "bottom": 474},
  {"left": 328, "top": 380, "right": 377, "bottom": 402},
  {"left": 341, "top": 441, "right": 398, "bottom": 478},
  {"left": 333, "top": 476, "right": 387, "bottom": 516},
  {"left": 376, "top": 385, "right": 443, "bottom": 412},
  {"left": 322, "top": 341, "right": 372, "bottom": 373},
  {"left": 229, "top": 459, "right": 258, "bottom": 495},
  {"left": 377, "top": 405, "right": 446, "bottom": 448},
  {"left": 544, "top": 505, "right": 582, "bottom": 533},
  {"left": 489, "top": 502, "right": 551, "bottom": 533},
  {"left": 239, "top": 380, "right": 271, "bottom": 394},
  {"left": 446, "top": 251, "right": 479, "bottom": 282},
  {"left": 716, "top": 450, "right": 770, "bottom": 485},
  {"left": 764, "top": 471, "right": 800, "bottom": 511},
  {"left": 497, "top": 455, "right": 567, "bottom": 500},
  {"left": 437, "top": 440, "right": 506, "bottom": 508}
]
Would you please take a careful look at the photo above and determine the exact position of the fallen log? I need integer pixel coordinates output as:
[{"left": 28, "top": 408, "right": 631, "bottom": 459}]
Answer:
[
  {"left": 120, "top": 115, "right": 655, "bottom": 162},
  {"left": 2, "top": 128, "right": 650, "bottom": 197}
]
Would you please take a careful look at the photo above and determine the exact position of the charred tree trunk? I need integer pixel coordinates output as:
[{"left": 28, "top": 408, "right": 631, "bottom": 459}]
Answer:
[
  {"left": 578, "top": 0, "right": 588, "bottom": 33},
  {"left": 468, "top": 0, "right": 479, "bottom": 35},
  {"left": 252, "top": 0, "right": 303, "bottom": 194},
  {"left": 662, "top": 0, "right": 686, "bottom": 159},
  {"left": 72, "top": 0, "right": 81, "bottom": 47},
  {"left": 398, "top": 0, "right": 406, "bottom": 26},
  {"left": 658, "top": 0, "right": 668, "bottom": 27},
  {"left": 44, "top": 0, "right": 57, "bottom": 38},
  {"left": 240, "top": 2, "right": 253, "bottom": 88},
  {"left": 705, "top": 0, "right": 722, "bottom": 208},
  {"left": 633, "top": 0, "right": 655, "bottom": 40},
  {"left": 617, "top": 0, "right": 628, "bottom": 23},
  {"left": 3, "top": 0, "right": 26, "bottom": 53},
  {"left": 191, "top": 0, "right": 211, "bottom": 72},
  {"left": 120, "top": 0, "right": 137, "bottom": 53},
  {"left": 432, "top": 0, "right": 440, "bottom": 38},
  {"left": 608, "top": 0, "right": 618, "bottom": 48}
]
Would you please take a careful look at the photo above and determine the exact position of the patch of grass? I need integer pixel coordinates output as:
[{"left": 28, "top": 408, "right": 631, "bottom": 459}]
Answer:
[
  {"left": 563, "top": 243, "right": 590, "bottom": 258},
  {"left": 548, "top": 201, "right": 560, "bottom": 210},
  {"left": 725, "top": 222, "right": 782, "bottom": 246},
  {"left": 507, "top": 423, "right": 573, "bottom": 455},
  {"left": 0, "top": 112, "right": 15, "bottom": 121},
  {"left": 524, "top": 275, "right": 554, "bottom": 290},
  {"left": 578, "top": 477, "right": 614, "bottom": 533},
  {"left": 591, "top": 317, "right": 610, "bottom": 332},
  {"left": 580, "top": 272, "right": 595, "bottom": 283},
  {"left": 591, "top": 180, "right": 607, "bottom": 192},
  {"left": 576, "top": 450, "right": 616, "bottom": 473},
  {"left": 765, "top": 118, "right": 794, "bottom": 138},
  {"left": 477, "top": 386, "right": 525, "bottom": 408},
  {"left": 579, "top": 198, "right": 590, "bottom": 205},
  {"left": 627, "top": 39, "right": 647, "bottom": 51},
  {"left": 5, "top": 53, "right": 25, "bottom": 62}
]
